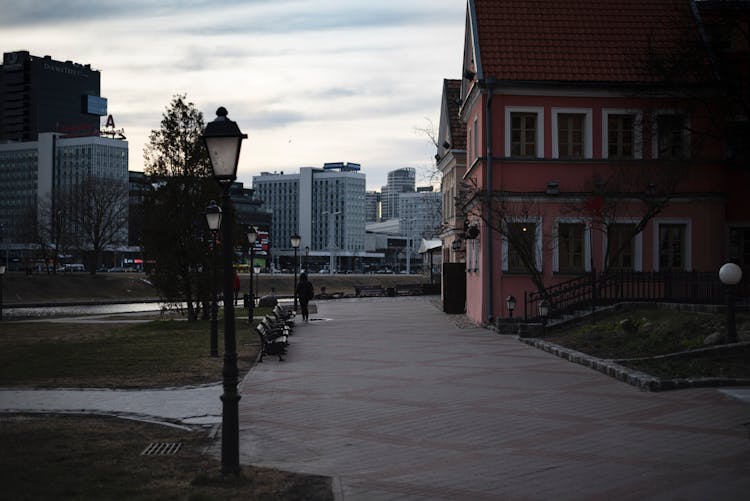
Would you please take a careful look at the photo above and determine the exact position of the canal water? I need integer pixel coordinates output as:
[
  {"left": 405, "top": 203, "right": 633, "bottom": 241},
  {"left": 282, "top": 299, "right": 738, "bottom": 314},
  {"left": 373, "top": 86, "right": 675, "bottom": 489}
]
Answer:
[{"left": 3, "top": 302, "right": 176, "bottom": 320}]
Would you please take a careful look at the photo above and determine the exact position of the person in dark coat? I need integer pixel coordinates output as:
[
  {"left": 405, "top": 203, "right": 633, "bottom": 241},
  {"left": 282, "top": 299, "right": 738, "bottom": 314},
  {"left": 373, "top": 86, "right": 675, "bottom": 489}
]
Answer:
[{"left": 296, "top": 272, "right": 315, "bottom": 322}]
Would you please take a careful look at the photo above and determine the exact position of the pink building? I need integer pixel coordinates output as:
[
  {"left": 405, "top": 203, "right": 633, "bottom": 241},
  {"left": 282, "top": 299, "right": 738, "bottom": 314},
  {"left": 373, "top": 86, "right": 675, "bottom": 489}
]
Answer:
[{"left": 438, "top": 0, "right": 750, "bottom": 325}]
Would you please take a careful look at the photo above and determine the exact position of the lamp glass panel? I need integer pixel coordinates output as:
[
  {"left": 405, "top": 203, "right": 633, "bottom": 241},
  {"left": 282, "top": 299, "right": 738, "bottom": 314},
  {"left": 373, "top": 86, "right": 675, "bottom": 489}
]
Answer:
[
  {"left": 205, "top": 136, "right": 241, "bottom": 179},
  {"left": 205, "top": 211, "right": 222, "bottom": 231}
]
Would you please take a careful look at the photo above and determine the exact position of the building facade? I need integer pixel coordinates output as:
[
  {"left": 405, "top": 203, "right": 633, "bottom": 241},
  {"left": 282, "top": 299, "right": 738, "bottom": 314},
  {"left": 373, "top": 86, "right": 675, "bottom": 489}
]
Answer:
[
  {"left": 447, "top": 0, "right": 750, "bottom": 324},
  {"left": 252, "top": 163, "right": 374, "bottom": 272},
  {"left": 380, "top": 167, "right": 416, "bottom": 220},
  {"left": 1, "top": 51, "right": 105, "bottom": 142},
  {"left": 365, "top": 190, "right": 381, "bottom": 222},
  {"left": 0, "top": 132, "right": 128, "bottom": 269}
]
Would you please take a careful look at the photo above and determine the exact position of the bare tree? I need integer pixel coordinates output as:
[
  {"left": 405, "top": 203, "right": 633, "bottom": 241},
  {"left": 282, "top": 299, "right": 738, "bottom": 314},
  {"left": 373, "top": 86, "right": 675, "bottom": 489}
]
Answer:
[
  {"left": 36, "top": 189, "right": 77, "bottom": 273},
  {"left": 458, "top": 178, "right": 550, "bottom": 295},
  {"left": 66, "top": 176, "right": 129, "bottom": 274},
  {"left": 565, "top": 159, "right": 689, "bottom": 275}
]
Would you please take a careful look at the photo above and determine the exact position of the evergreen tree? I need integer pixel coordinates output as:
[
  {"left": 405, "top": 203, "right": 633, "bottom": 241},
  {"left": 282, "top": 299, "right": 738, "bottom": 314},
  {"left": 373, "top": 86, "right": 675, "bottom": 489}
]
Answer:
[{"left": 142, "top": 94, "right": 219, "bottom": 320}]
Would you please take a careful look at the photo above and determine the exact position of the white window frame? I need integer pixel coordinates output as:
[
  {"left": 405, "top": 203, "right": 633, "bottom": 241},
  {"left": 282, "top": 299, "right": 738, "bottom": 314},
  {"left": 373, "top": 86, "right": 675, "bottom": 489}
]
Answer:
[
  {"left": 466, "top": 236, "right": 480, "bottom": 273},
  {"left": 651, "top": 110, "right": 690, "bottom": 160},
  {"left": 553, "top": 218, "right": 591, "bottom": 273},
  {"left": 501, "top": 217, "right": 543, "bottom": 272},
  {"left": 551, "top": 108, "right": 593, "bottom": 159},
  {"left": 505, "top": 106, "right": 545, "bottom": 158},
  {"left": 472, "top": 116, "right": 479, "bottom": 162},
  {"left": 602, "top": 108, "right": 643, "bottom": 160},
  {"left": 653, "top": 218, "right": 691, "bottom": 272},
  {"left": 603, "top": 219, "right": 644, "bottom": 272}
]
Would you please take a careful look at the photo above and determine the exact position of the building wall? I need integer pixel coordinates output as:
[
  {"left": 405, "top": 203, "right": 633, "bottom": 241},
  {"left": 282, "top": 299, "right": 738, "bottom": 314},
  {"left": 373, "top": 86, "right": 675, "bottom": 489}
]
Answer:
[
  {"left": 0, "top": 133, "right": 128, "bottom": 246},
  {"left": 1, "top": 51, "right": 102, "bottom": 142},
  {"left": 252, "top": 166, "right": 366, "bottom": 263},
  {"left": 459, "top": 89, "right": 741, "bottom": 324},
  {"left": 381, "top": 167, "right": 415, "bottom": 220}
]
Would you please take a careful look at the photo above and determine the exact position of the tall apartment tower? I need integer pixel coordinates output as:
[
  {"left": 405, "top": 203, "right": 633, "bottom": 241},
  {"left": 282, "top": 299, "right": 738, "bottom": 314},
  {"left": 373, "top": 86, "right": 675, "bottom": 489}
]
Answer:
[
  {"left": 365, "top": 190, "right": 381, "bottom": 222},
  {"left": 380, "top": 167, "right": 415, "bottom": 220},
  {"left": 1, "top": 51, "right": 106, "bottom": 142},
  {"left": 252, "top": 163, "right": 368, "bottom": 269}
]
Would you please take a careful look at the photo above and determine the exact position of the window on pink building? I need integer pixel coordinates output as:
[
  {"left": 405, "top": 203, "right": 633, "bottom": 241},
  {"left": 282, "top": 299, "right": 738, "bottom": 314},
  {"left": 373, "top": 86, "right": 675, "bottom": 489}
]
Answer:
[
  {"left": 558, "top": 223, "right": 585, "bottom": 273},
  {"left": 557, "top": 114, "right": 584, "bottom": 159},
  {"left": 507, "top": 222, "right": 536, "bottom": 272},
  {"left": 607, "top": 223, "right": 636, "bottom": 271},
  {"left": 729, "top": 227, "right": 750, "bottom": 267},
  {"left": 656, "top": 114, "right": 687, "bottom": 159},
  {"left": 511, "top": 113, "right": 537, "bottom": 158},
  {"left": 608, "top": 114, "right": 635, "bottom": 159},
  {"left": 659, "top": 224, "right": 685, "bottom": 270}
]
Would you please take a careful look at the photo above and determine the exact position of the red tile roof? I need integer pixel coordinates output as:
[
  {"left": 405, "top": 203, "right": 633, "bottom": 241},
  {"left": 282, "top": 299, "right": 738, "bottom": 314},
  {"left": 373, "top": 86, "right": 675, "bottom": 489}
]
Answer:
[
  {"left": 444, "top": 79, "right": 466, "bottom": 149},
  {"left": 472, "top": 0, "right": 708, "bottom": 83}
]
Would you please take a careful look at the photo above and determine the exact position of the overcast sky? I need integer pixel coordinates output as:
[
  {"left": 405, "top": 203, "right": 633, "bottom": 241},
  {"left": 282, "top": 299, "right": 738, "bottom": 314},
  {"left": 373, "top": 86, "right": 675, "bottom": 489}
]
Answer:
[{"left": 1, "top": 0, "right": 465, "bottom": 190}]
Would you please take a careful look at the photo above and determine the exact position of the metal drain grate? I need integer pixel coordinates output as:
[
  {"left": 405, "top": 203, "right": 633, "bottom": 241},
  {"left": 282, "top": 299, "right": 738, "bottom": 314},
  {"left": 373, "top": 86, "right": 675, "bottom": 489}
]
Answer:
[{"left": 141, "top": 442, "right": 182, "bottom": 456}]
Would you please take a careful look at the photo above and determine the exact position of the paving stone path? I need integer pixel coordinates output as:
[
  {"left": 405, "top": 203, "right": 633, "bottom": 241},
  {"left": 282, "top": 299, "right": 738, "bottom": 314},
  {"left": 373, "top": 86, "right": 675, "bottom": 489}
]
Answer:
[{"left": 224, "top": 297, "right": 750, "bottom": 500}]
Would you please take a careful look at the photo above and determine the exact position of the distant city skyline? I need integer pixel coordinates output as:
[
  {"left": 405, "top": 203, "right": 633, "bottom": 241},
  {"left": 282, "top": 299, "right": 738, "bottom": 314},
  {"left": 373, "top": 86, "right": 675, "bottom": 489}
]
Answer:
[{"left": 1, "top": 0, "right": 465, "bottom": 190}]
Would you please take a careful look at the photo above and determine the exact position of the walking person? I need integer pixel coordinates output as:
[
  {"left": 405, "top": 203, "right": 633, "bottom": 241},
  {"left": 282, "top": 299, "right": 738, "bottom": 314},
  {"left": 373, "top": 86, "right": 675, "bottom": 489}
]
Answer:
[
  {"left": 296, "top": 272, "right": 315, "bottom": 322},
  {"left": 233, "top": 271, "right": 241, "bottom": 305}
]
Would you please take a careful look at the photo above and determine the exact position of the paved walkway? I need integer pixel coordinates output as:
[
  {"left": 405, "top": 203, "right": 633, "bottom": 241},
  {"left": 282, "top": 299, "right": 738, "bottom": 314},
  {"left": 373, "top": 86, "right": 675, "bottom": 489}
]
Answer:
[
  {"left": 219, "top": 297, "right": 750, "bottom": 500},
  {"left": 1, "top": 297, "right": 749, "bottom": 499}
]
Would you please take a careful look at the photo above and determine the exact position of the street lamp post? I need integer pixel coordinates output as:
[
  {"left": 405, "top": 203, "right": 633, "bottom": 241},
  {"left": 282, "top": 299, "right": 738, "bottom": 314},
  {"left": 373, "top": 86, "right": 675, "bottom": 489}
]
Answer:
[
  {"left": 305, "top": 246, "right": 309, "bottom": 273},
  {"left": 0, "top": 264, "right": 6, "bottom": 321},
  {"left": 538, "top": 298, "right": 550, "bottom": 323},
  {"left": 291, "top": 234, "right": 301, "bottom": 312},
  {"left": 506, "top": 295, "right": 516, "bottom": 319},
  {"left": 205, "top": 200, "right": 222, "bottom": 357},
  {"left": 203, "top": 107, "right": 247, "bottom": 476},
  {"left": 719, "top": 263, "right": 743, "bottom": 344},
  {"left": 247, "top": 227, "right": 257, "bottom": 325},
  {"left": 253, "top": 265, "right": 261, "bottom": 299}
]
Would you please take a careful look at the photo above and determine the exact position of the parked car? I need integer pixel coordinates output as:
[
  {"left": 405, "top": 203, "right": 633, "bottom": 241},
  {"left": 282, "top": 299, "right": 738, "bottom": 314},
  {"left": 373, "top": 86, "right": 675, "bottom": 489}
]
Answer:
[{"left": 60, "top": 264, "right": 86, "bottom": 272}]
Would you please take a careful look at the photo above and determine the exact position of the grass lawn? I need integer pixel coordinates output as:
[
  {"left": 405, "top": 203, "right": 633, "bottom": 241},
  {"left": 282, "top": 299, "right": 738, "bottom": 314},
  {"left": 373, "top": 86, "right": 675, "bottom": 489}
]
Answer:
[
  {"left": 0, "top": 414, "right": 332, "bottom": 501},
  {"left": 0, "top": 312, "right": 262, "bottom": 389},
  {"left": 540, "top": 308, "right": 750, "bottom": 379},
  {"left": 0, "top": 310, "right": 334, "bottom": 500}
]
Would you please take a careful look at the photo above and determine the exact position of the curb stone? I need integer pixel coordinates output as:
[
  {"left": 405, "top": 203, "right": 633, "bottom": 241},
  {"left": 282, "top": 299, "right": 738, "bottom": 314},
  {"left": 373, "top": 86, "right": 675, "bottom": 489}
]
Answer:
[{"left": 519, "top": 337, "right": 750, "bottom": 391}]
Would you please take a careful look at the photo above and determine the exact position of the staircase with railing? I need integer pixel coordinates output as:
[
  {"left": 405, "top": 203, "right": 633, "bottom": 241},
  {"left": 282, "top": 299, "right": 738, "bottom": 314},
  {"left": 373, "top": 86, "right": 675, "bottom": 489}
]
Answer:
[{"left": 523, "top": 270, "right": 744, "bottom": 322}]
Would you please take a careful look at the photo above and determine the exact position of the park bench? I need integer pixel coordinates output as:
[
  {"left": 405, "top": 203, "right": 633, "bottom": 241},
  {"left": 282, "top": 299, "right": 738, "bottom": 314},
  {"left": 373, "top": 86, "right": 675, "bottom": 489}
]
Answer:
[
  {"left": 395, "top": 283, "right": 423, "bottom": 296},
  {"left": 354, "top": 284, "right": 386, "bottom": 297},
  {"left": 272, "top": 304, "right": 296, "bottom": 328},
  {"left": 256, "top": 319, "right": 289, "bottom": 362}
]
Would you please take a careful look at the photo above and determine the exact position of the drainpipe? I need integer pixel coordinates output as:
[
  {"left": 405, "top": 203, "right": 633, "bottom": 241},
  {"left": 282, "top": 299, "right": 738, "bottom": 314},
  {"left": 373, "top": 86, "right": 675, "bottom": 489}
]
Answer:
[{"left": 484, "top": 78, "right": 495, "bottom": 324}]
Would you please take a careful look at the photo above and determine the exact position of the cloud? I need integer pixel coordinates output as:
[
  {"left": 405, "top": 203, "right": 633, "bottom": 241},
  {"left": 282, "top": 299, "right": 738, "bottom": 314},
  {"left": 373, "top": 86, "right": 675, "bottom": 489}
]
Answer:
[{"left": 2, "top": 0, "right": 466, "bottom": 190}]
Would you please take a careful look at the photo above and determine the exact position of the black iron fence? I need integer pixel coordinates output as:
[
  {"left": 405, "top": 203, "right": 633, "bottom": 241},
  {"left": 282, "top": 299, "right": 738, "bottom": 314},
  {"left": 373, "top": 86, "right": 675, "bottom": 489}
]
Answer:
[{"left": 524, "top": 270, "right": 748, "bottom": 321}]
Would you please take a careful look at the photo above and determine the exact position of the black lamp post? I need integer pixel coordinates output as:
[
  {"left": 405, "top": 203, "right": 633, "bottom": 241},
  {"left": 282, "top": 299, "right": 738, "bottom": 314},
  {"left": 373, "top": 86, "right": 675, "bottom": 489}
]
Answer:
[
  {"left": 305, "top": 245, "right": 310, "bottom": 273},
  {"left": 205, "top": 200, "right": 222, "bottom": 357},
  {"left": 719, "top": 263, "right": 743, "bottom": 344},
  {"left": 0, "top": 264, "right": 6, "bottom": 321},
  {"left": 291, "top": 234, "right": 301, "bottom": 311},
  {"left": 203, "top": 106, "right": 246, "bottom": 476},
  {"left": 506, "top": 295, "right": 516, "bottom": 319},
  {"left": 247, "top": 227, "right": 257, "bottom": 325},
  {"left": 538, "top": 299, "right": 550, "bottom": 323}
]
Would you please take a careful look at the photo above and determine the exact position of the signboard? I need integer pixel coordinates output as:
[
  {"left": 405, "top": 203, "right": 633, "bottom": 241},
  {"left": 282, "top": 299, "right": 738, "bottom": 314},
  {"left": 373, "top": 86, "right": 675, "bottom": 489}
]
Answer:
[{"left": 83, "top": 95, "right": 108, "bottom": 116}]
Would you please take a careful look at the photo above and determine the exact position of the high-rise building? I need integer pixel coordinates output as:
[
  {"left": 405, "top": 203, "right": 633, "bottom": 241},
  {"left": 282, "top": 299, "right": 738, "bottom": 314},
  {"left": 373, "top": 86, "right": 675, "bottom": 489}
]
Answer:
[
  {"left": 0, "top": 132, "right": 128, "bottom": 246},
  {"left": 1, "top": 51, "right": 106, "bottom": 142},
  {"left": 252, "top": 163, "right": 381, "bottom": 272},
  {"left": 380, "top": 167, "right": 415, "bottom": 220},
  {"left": 365, "top": 190, "right": 380, "bottom": 222}
]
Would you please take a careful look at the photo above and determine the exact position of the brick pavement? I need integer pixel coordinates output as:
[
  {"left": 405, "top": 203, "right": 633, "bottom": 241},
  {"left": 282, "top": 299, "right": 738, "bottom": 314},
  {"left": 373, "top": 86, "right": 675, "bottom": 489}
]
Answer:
[{"left": 224, "top": 297, "right": 749, "bottom": 500}]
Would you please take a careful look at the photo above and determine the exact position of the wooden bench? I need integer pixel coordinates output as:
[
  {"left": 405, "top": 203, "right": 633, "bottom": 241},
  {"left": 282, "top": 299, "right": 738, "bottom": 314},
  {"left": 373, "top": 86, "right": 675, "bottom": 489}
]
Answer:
[
  {"left": 395, "top": 283, "right": 423, "bottom": 296},
  {"left": 255, "top": 321, "right": 288, "bottom": 362},
  {"left": 354, "top": 284, "right": 386, "bottom": 297}
]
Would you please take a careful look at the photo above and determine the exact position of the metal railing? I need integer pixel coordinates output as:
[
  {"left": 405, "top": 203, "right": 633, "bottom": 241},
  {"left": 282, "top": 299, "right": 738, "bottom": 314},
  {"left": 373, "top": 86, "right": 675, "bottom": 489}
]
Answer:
[{"left": 524, "top": 270, "right": 742, "bottom": 321}]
